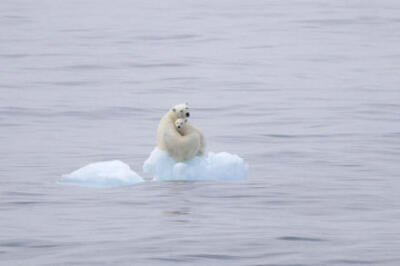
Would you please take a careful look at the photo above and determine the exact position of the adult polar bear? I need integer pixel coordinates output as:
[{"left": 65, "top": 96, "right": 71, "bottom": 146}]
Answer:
[{"left": 157, "top": 103, "right": 203, "bottom": 162}]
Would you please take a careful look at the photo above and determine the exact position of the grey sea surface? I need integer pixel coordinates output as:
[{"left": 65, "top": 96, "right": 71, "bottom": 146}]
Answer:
[{"left": 1, "top": 0, "right": 400, "bottom": 265}]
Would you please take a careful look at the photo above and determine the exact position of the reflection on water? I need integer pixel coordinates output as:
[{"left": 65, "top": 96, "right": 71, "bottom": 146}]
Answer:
[{"left": 1, "top": 0, "right": 400, "bottom": 265}]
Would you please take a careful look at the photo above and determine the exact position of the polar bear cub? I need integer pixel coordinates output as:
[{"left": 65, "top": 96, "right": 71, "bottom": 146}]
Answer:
[{"left": 175, "top": 118, "right": 206, "bottom": 156}]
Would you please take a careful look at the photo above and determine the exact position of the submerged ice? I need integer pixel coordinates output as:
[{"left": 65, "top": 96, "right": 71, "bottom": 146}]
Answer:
[
  {"left": 143, "top": 148, "right": 248, "bottom": 181},
  {"left": 59, "top": 160, "right": 144, "bottom": 187}
]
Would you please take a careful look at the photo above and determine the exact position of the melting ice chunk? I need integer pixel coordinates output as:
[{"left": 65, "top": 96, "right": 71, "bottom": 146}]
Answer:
[
  {"left": 143, "top": 148, "right": 248, "bottom": 181},
  {"left": 60, "top": 160, "right": 144, "bottom": 187}
]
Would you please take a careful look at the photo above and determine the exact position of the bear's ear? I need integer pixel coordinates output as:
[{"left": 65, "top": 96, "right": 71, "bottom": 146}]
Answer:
[{"left": 172, "top": 108, "right": 176, "bottom": 112}]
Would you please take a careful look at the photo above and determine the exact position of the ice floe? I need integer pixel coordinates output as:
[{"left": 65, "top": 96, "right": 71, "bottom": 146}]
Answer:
[
  {"left": 143, "top": 148, "right": 248, "bottom": 181},
  {"left": 59, "top": 160, "right": 144, "bottom": 187}
]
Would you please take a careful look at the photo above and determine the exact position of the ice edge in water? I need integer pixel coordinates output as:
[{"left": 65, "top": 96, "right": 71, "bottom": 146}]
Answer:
[{"left": 60, "top": 148, "right": 248, "bottom": 187}]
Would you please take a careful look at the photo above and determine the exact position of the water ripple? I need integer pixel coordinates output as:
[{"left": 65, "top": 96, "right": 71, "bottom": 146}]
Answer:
[{"left": 277, "top": 236, "right": 326, "bottom": 242}]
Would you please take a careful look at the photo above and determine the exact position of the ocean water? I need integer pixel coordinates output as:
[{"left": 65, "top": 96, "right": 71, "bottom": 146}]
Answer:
[{"left": 1, "top": 0, "right": 400, "bottom": 265}]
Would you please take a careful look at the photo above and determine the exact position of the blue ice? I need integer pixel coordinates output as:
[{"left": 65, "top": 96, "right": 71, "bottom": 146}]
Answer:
[
  {"left": 59, "top": 160, "right": 144, "bottom": 187},
  {"left": 60, "top": 149, "right": 248, "bottom": 187},
  {"left": 143, "top": 148, "right": 248, "bottom": 181}
]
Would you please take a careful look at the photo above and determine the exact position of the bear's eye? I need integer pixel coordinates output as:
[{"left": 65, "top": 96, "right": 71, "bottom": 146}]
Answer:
[{"left": 180, "top": 110, "right": 183, "bottom": 112}]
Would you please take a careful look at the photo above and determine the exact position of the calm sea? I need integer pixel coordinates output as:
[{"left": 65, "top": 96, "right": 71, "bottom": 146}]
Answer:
[{"left": 1, "top": 0, "right": 400, "bottom": 265}]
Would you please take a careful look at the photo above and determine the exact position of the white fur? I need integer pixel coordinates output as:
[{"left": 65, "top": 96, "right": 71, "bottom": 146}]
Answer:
[
  {"left": 157, "top": 103, "right": 201, "bottom": 162},
  {"left": 175, "top": 118, "right": 206, "bottom": 156}
]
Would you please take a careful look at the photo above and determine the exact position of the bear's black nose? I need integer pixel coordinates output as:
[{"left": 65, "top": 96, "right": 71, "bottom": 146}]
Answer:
[
  {"left": 178, "top": 126, "right": 180, "bottom": 128},
  {"left": 186, "top": 112, "right": 190, "bottom": 117}
]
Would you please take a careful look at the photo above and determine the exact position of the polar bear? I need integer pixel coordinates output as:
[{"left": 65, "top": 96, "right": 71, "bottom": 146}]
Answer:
[
  {"left": 157, "top": 103, "right": 202, "bottom": 162},
  {"left": 175, "top": 118, "right": 206, "bottom": 156}
]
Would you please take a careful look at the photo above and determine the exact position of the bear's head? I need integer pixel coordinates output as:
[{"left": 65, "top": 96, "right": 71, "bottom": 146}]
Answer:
[
  {"left": 175, "top": 118, "right": 188, "bottom": 130},
  {"left": 171, "top": 103, "right": 190, "bottom": 119}
]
